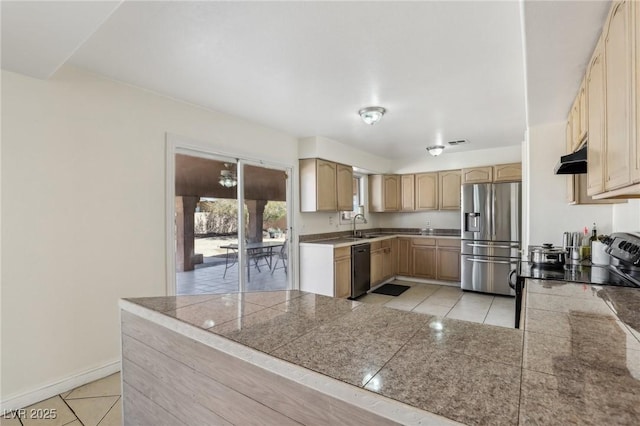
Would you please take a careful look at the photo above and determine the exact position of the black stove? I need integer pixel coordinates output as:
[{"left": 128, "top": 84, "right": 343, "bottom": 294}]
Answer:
[
  {"left": 513, "top": 232, "right": 640, "bottom": 328},
  {"left": 518, "top": 261, "right": 640, "bottom": 288}
]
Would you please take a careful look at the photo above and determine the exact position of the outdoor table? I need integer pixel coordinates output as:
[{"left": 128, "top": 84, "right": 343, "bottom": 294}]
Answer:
[{"left": 220, "top": 241, "right": 285, "bottom": 281}]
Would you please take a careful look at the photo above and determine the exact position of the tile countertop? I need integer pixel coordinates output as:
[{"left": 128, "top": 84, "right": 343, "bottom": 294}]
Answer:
[
  {"left": 301, "top": 232, "right": 461, "bottom": 248},
  {"left": 122, "top": 282, "right": 640, "bottom": 426}
]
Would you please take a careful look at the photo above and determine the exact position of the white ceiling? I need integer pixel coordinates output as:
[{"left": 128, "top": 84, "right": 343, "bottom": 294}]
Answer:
[{"left": 1, "top": 1, "right": 611, "bottom": 159}]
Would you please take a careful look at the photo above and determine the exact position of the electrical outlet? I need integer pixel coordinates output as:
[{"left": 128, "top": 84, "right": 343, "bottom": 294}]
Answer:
[
  {"left": 329, "top": 216, "right": 334, "bottom": 225},
  {"left": 425, "top": 220, "right": 431, "bottom": 227}
]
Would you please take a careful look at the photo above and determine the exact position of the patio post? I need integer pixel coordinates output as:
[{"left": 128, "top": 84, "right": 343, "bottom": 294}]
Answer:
[
  {"left": 175, "top": 195, "right": 199, "bottom": 271},
  {"left": 245, "top": 199, "right": 267, "bottom": 243}
]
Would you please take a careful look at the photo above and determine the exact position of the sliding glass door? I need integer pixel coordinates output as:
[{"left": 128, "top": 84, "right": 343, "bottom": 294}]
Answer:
[
  {"left": 172, "top": 148, "right": 291, "bottom": 295},
  {"left": 239, "top": 161, "right": 291, "bottom": 292}
]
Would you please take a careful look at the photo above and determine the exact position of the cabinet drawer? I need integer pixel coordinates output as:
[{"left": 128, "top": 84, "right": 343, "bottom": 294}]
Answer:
[
  {"left": 334, "top": 246, "right": 351, "bottom": 260},
  {"left": 412, "top": 238, "right": 436, "bottom": 246},
  {"left": 381, "top": 239, "right": 392, "bottom": 249},
  {"left": 437, "top": 238, "right": 461, "bottom": 248},
  {"left": 370, "top": 241, "right": 383, "bottom": 251}
]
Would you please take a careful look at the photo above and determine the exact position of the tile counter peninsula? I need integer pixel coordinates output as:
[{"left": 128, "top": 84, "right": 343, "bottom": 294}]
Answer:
[{"left": 119, "top": 280, "right": 640, "bottom": 425}]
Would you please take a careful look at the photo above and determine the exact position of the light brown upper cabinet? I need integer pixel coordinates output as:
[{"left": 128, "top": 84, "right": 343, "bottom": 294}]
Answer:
[
  {"left": 461, "top": 166, "right": 493, "bottom": 184},
  {"left": 401, "top": 174, "right": 415, "bottom": 211},
  {"left": 493, "top": 163, "right": 522, "bottom": 182},
  {"left": 462, "top": 164, "right": 521, "bottom": 184},
  {"left": 584, "top": 0, "right": 640, "bottom": 199},
  {"left": 587, "top": 38, "right": 607, "bottom": 197},
  {"left": 299, "top": 158, "right": 353, "bottom": 212},
  {"left": 438, "top": 170, "right": 461, "bottom": 210},
  {"left": 568, "top": 80, "right": 587, "bottom": 152},
  {"left": 604, "top": 0, "right": 632, "bottom": 192},
  {"left": 566, "top": 121, "right": 577, "bottom": 204},
  {"left": 415, "top": 172, "right": 438, "bottom": 210},
  {"left": 336, "top": 163, "right": 354, "bottom": 211},
  {"left": 635, "top": 0, "right": 640, "bottom": 184},
  {"left": 369, "top": 174, "right": 401, "bottom": 212}
]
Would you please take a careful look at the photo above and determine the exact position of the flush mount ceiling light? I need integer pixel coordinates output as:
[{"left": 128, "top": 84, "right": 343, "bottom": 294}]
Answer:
[
  {"left": 358, "top": 106, "right": 386, "bottom": 125},
  {"left": 219, "top": 163, "right": 237, "bottom": 187},
  {"left": 426, "top": 145, "right": 446, "bottom": 157}
]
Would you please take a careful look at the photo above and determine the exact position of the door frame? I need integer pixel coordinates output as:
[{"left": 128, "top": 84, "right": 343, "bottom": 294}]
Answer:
[{"left": 165, "top": 133, "right": 295, "bottom": 295}]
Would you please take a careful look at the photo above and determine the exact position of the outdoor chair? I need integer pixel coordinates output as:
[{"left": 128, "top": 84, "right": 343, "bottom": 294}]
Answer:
[{"left": 271, "top": 240, "right": 288, "bottom": 274}]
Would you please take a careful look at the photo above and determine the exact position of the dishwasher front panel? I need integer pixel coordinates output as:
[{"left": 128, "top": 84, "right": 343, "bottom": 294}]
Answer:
[{"left": 351, "top": 244, "right": 371, "bottom": 298}]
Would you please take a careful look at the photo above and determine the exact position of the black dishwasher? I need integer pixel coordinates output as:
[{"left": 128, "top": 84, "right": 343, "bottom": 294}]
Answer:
[{"left": 351, "top": 243, "right": 371, "bottom": 299}]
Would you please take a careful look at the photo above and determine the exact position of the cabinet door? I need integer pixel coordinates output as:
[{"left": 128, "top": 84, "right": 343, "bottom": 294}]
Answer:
[
  {"left": 412, "top": 246, "right": 436, "bottom": 279},
  {"left": 587, "top": 40, "right": 606, "bottom": 196},
  {"left": 634, "top": 0, "right": 640, "bottom": 183},
  {"left": 578, "top": 80, "right": 587, "bottom": 142},
  {"left": 368, "top": 175, "right": 384, "bottom": 212},
  {"left": 566, "top": 121, "right": 577, "bottom": 204},
  {"left": 437, "top": 248, "right": 461, "bottom": 282},
  {"left": 383, "top": 175, "right": 401, "bottom": 211},
  {"left": 570, "top": 96, "right": 581, "bottom": 150},
  {"left": 401, "top": 174, "right": 415, "bottom": 211},
  {"left": 415, "top": 173, "right": 438, "bottom": 210},
  {"left": 370, "top": 249, "right": 384, "bottom": 286},
  {"left": 316, "top": 159, "right": 337, "bottom": 211},
  {"left": 334, "top": 257, "right": 351, "bottom": 298},
  {"left": 382, "top": 247, "right": 393, "bottom": 280},
  {"left": 439, "top": 170, "right": 461, "bottom": 210},
  {"left": 336, "top": 163, "right": 354, "bottom": 211},
  {"left": 461, "top": 167, "right": 493, "bottom": 184},
  {"left": 397, "top": 238, "right": 411, "bottom": 275},
  {"left": 493, "top": 163, "right": 522, "bottom": 182},
  {"left": 390, "top": 238, "right": 398, "bottom": 276},
  {"left": 604, "top": 0, "right": 632, "bottom": 191}
]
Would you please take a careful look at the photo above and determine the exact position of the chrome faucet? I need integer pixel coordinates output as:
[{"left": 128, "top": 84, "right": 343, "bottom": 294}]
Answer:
[{"left": 352, "top": 213, "right": 367, "bottom": 237}]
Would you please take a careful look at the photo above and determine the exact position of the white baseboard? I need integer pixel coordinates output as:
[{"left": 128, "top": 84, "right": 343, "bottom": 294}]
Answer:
[{"left": 1, "top": 360, "right": 121, "bottom": 412}]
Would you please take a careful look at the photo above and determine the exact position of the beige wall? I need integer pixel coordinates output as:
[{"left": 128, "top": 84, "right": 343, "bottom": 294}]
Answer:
[
  {"left": 527, "top": 121, "right": 614, "bottom": 246},
  {"left": 1, "top": 66, "right": 298, "bottom": 404}
]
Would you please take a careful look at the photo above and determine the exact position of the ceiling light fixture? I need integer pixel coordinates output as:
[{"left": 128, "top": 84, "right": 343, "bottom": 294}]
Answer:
[
  {"left": 358, "top": 106, "right": 386, "bottom": 125},
  {"left": 426, "top": 145, "right": 446, "bottom": 157},
  {"left": 219, "top": 163, "right": 237, "bottom": 187}
]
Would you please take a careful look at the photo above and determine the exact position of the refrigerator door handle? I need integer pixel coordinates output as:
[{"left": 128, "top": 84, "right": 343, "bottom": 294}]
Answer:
[
  {"left": 491, "top": 187, "right": 496, "bottom": 239},
  {"left": 466, "top": 243, "right": 520, "bottom": 249},
  {"left": 465, "top": 258, "right": 514, "bottom": 265}
]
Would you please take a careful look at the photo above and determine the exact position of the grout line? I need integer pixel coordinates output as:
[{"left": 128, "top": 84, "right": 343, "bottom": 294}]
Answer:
[
  {"left": 95, "top": 396, "right": 120, "bottom": 426},
  {"left": 482, "top": 296, "right": 496, "bottom": 324},
  {"left": 59, "top": 395, "right": 84, "bottom": 426},
  {"left": 360, "top": 318, "right": 431, "bottom": 390}
]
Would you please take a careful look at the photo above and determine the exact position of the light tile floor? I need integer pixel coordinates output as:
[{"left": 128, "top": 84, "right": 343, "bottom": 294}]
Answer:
[
  {"left": 358, "top": 280, "right": 516, "bottom": 328},
  {"left": 177, "top": 259, "right": 288, "bottom": 295},
  {"left": 1, "top": 373, "right": 121, "bottom": 426}
]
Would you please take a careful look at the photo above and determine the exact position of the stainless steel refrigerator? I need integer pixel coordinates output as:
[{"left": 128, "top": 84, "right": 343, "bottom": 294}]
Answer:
[{"left": 461, "top": 182, "right": 521, "bottom": 296}]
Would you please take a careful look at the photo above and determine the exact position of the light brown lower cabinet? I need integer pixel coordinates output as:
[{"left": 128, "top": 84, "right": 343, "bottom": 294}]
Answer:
[
  {"left": 370, "top": 249, "right": 384, "bottom": 287},
  {"left": 406, "top": 238, "right": 461, "bottom": 282},
  {"left": 410, "top": 238, "right": 437, "bottom": 279},
  {"left": 437, "top": 248, "right": 461, "bottom": 281},
  {"left": 397, "top": 238, "right": 412, "bottom": 275},
  {"left": 334, "top": 247, "right": 351, "bottom": 299}
]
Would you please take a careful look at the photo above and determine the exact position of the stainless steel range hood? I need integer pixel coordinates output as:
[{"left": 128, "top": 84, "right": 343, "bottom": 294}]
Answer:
[{"left": 554, "top": 144, "right": 587, "bottom": 174}]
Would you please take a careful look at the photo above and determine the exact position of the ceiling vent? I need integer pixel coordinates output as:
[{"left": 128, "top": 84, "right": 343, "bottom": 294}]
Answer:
[{"left": 447, "top": 139, "right": 469, "bottom": 146}]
